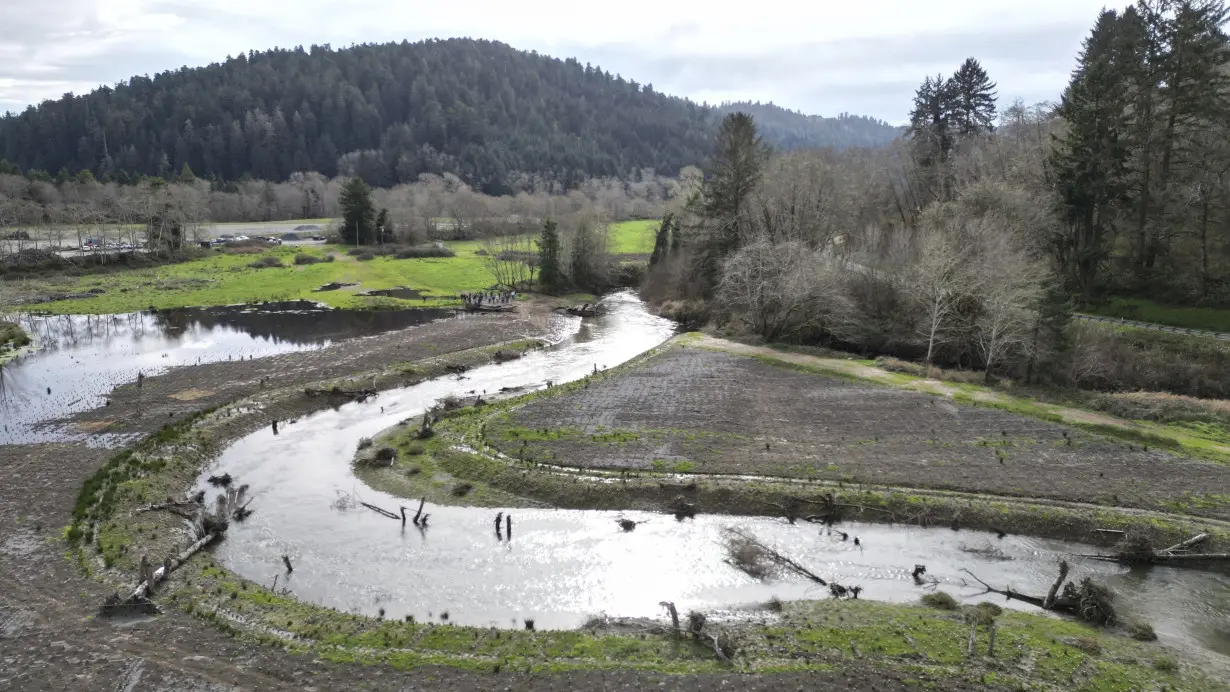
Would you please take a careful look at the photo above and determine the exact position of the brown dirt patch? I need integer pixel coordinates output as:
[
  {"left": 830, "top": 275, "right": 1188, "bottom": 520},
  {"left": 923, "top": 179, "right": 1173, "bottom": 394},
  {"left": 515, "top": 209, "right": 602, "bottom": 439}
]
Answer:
[
  {"left": 490, "top": 345, "right": 1230, "bottom": 521},
  {"left": 168, "top": 387, "right": 215, "bottom": 401}
]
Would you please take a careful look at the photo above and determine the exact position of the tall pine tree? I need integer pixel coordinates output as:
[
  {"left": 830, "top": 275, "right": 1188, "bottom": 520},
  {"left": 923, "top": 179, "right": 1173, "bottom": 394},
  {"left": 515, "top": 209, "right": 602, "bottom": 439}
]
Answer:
[
  {"left": 1051, "top": 9, "right": 1133, "bottom": 304},
  {"left": 537, "top": 219, "right": 564, "bottom": 293},
  {"left": 339, "top": 177, "right": 376, "bottom": 245},
  {"left": 948, "top": 58, "right": 998, "bottom": 138},
  {"left": 696, "top": 112, "right": 769, "bottom": 289},
  {"left": 650, "top": 212, "right": 674, "bottom": 266}
]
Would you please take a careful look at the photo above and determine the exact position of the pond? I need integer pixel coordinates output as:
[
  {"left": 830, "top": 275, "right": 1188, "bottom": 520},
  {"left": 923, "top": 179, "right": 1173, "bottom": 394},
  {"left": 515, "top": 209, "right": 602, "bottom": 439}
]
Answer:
[
  {"left": 0, "top": 302, "right": 452, "bottom": 444},
  {"left": 199, "top": 292, "right": 1229, "bottom": 657}
]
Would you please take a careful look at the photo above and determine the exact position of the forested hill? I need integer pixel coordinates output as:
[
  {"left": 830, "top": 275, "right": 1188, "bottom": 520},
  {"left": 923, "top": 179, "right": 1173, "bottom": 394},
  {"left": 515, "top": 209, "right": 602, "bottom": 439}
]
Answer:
[
  {"left": 0, "top": 39, "right": 895, "bottom": 193},
  {"left": 715, "top": 102, "right": 903, "bottom": 150}
]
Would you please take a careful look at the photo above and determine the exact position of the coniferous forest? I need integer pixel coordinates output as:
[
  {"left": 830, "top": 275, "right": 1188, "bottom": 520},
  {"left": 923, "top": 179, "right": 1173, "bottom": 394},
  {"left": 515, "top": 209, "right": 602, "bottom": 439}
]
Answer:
[{"left": 0, "top": 39, "right": 900, "bottom": 194}]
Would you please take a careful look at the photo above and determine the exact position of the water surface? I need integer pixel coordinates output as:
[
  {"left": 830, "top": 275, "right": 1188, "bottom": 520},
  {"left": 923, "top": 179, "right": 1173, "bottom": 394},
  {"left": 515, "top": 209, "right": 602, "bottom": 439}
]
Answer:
[
  {"left": 199, "top": 293, "right": 1229, "bottom": 657},
  {"left": 0, "top": 303, "right": 450, "bottom": 444}
]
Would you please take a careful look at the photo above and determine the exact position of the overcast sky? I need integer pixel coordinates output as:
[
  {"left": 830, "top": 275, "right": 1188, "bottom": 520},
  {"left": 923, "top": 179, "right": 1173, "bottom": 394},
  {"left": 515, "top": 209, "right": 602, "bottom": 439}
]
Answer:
[{"left": 1, "top": 1, "right": 1127, "bottom": 123}]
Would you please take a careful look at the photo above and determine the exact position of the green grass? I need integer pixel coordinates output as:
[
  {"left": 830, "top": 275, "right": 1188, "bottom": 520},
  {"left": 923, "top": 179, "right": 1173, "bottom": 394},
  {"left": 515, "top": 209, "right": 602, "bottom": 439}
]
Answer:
[
  {"left": 28, "top": 242, "right": 496, "bottom": 313},
  {"left": 607, "top": 219, "right": 658, "bottom": 255},
  {"left": 1086, "top": 297, "right": 1230, "bottom": 333}
]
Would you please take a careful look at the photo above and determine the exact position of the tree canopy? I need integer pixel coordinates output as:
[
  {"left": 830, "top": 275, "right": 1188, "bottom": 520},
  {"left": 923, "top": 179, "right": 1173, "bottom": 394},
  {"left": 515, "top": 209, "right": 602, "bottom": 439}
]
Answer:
[{"left": 0, "top": 40, "right": 899, "bottom": 195}]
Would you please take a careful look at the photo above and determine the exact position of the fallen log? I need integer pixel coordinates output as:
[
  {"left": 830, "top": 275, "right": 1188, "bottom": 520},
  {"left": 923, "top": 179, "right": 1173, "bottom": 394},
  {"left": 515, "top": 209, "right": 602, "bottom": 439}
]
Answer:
[
  {"left": 1078, "top": 532, "right": 1226, "bottom": 566},
  {"left": 108, "top": 531, "right": 220, "bottom": 611},
  {"left": 1162, "top": 533, "right": 1209, "bottom": 554}
]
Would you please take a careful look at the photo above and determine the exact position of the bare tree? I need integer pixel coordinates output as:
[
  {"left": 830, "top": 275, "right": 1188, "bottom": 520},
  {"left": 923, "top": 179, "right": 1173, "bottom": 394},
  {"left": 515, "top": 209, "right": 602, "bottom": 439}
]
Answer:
[
  {"left": 972, "top": 236, "right": 1042, "bottom": 383},
  {"left": 481, "top": 231, "right": 538, "bottom": 289},
  {"left": 718, "top": 239, "right": 844, "bottom": 341},
  {"left": 911, "top": 224, "right": 973, "bottom": 366}
]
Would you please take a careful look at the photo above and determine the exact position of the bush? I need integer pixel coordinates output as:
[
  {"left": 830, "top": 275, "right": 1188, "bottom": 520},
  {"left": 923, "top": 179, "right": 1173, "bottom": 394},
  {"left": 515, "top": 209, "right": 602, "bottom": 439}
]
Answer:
[
  {"left": 451, "top": 481, "right": 474, "bottom": 497},
  {"left": 325, "top": 254, "right": 336, "bottom": 262},
  {"left": 293, "top": 253, "right": 323, "bottom": 265},
  {"left": 356, "top": 251, "right": 376, "bottom": 261},
  {"left": 658, "top": 300, "right": 711, "bottom": 331},
  {"left": 395, "top": 246, "right": 455, "bottom": 259},
  {"left": 1126, "top": 619, "right": 1158, "bottom": 641},
  {"left": 0, "top": 321, "right": 31, "bottom": 350},
  {"left": 248, "top": 255, "right": 283, "bottom": 269},
  {"left": 921, "top": 591, "right": 959, "bottom": 610},
  {"left": 1153, "top": 656, "right": 1178, "bottom": 673},
  {"left": 405, "top": 442, "right": 426, "bottom": 456}
]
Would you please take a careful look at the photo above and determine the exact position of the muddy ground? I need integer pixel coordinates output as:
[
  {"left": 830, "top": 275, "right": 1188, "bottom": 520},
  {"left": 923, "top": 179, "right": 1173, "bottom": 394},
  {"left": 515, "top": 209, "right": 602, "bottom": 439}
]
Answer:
[
  {"left": 0, "top": 310, "right": 983, "bottom": 691},
  {"left": 490, "top": 346, "right": 1230, "bottom": 522}
]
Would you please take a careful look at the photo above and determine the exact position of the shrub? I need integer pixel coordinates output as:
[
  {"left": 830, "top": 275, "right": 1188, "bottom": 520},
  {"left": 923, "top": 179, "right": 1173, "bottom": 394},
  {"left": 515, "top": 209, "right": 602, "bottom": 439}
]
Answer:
[
  {"left": 356, "top": 251, "right": 376, "bottom": 261},
  {"left": 357, "top": 437, "right": 373, "bottom": 450},
  {"left": 658, "top": 300, "right": 711, "bottom": 331},
  {"left": 395, "top": 246, "right": 455, "bottom": 259},
  {"left": 405, "top": 442, "right": 426, "bottom": 456},
  {"left": 1153, "top": 656, "right": 1178, "bottom": 673},
  {"left": 451, "top": 481, "right": 474, "bottom": 497},
  {"left": 248, "top": 255, "right": 283, "bottom": 269},
  {"left": 921, "top": 591, "right": 959, "bottom": 610},
  {"left": 325, "top": 254, "right": 336, "bottom": 262},
  {"left": 1126, "top": 619, "right": 1158, "bottom": 641},
  {"left": 293, "top": 253, "right": 323, "bottom": 265},
  {"left": 876, "top": 356, "right": 927, "bottom": 377}
]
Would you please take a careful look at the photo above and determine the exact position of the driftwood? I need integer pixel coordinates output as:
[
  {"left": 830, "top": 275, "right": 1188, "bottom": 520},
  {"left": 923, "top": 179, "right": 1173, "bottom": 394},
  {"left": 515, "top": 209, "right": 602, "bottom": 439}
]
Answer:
[
  {"left": 360, "top": 501, "right": 399, "bottom": 520},
  {"left": 102, "top": 482, "right": 251, "bottom": 615},
  {"left": 963, "top": 560, "right": 1116, "bottom": 625},
  {"left": 723, "top": 527, "right": 827, "bottom": 585},
  {"left": 1080, "top": 532, "right": 1228, "bottom": 566},
  {"left": 104, "top": 528, "right": 220, "bottom": 615},
  {"left": 304, "top": 386, "right": 376, "bottom": 401}
]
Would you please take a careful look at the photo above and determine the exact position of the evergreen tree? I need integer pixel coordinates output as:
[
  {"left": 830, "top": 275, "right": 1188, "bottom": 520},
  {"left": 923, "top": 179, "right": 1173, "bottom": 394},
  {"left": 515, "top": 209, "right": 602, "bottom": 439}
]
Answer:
[
  {"left": 649, "top": 212, "right": 674, "bottom": 265},
  {"left": 948, "top": 58, "right": 998, "bottom": 138},
  {"left": 339, "top": 177, "right": 376, "bottom": 245},
  {"left": 375, "top": 207, "right": 391, "bottom": 242},
  {"left": 537, "top": 219, "right": 564, "bottom": 293},
  {"left": 1050, "top": 9, "right": 1133, "bottom": 303},
  {"left": 907, "top": 75, "right": 955, "bottom": 166},
  {"left": 697, "top": 112, "right": 769, "bottom": 288},
  {"left": 178, "top": 162, "right": 195, "bottom": 182}
]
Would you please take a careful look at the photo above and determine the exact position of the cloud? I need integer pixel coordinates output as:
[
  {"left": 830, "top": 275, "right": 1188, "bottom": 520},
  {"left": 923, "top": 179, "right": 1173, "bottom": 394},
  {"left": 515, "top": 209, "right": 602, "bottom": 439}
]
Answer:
[{"left": 1, "top": 0, "right": 1119, "bottom": 121}]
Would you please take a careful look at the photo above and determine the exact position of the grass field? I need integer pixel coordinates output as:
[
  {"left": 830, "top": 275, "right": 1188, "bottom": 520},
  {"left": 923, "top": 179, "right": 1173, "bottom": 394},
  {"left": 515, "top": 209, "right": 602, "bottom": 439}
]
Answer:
[
  {"left": 6, "top": 220, "right": 660, "bottom": 314},
  {"left": 1086, "top": 297, "right": 1230, "bottom": 332},
  {"left": 23, "top": 242, "right": 494, "bottom": 313},
  {"left": 607, "top": 219, "right": 657, "bottom": 255}
]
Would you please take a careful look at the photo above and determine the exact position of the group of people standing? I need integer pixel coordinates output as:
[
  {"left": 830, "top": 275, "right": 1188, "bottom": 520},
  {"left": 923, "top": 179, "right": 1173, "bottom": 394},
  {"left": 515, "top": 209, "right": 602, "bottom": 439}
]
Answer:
[{"left": 461, "top": 290, "right": 516, "bottom": 307}]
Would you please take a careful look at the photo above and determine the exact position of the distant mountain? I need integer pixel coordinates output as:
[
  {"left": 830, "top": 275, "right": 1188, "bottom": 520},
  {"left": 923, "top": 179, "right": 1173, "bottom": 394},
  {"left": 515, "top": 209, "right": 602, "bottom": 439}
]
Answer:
[
  {"left": 0, "top": 39, "right": 899, "bottom": 193},
  {"left": 716, "top": 101, "right": 904, "bottom": 151}
]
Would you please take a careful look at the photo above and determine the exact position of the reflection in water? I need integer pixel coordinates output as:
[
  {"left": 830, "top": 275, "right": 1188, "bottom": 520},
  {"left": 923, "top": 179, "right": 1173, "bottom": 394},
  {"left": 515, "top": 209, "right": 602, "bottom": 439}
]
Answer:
[
  {"left": 0, "top": 303, "right": 451, "bottom": 444},
  {"left": 203, "top": 293, "right": 1229, "bottom": 657}
]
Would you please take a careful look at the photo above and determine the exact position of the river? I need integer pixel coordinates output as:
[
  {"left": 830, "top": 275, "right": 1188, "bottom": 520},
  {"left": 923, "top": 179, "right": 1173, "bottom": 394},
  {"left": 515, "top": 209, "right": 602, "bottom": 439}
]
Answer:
[{"left": 194, "top": 292, "right": 1229, "bottom": 657}]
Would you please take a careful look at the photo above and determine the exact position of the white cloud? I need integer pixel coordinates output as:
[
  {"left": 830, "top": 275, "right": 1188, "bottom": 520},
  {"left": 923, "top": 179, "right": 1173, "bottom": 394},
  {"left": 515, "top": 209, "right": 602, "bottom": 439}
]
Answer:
[{"left": 1, "top": 0, "right": 1129, "bottom": 121}]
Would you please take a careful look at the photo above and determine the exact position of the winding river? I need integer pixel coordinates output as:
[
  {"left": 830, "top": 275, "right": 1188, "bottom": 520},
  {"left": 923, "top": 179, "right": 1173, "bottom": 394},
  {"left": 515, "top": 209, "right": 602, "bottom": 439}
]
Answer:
[{"left": 188, "top": 292, "right": 1228, "bottom": 656}]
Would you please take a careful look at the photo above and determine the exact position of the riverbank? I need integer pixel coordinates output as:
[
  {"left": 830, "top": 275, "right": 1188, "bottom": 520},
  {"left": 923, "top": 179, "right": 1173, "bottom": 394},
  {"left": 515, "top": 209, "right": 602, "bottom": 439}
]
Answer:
[
  {"left": 17, "top": 296, "right": 1227, "bottom": 689},
  {"left": 69, "top": 383, "right": 1221, "bottom": 691}
]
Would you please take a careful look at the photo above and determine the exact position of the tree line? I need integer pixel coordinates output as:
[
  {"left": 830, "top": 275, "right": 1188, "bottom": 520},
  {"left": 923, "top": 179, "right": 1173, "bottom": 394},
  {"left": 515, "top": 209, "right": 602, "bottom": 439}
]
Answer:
[
  {"left": 0, "top": 39, "right": 900, "bottom": 196},
  {"left": 645, "top": 1, "right": 1230, "bottom": 398}
]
